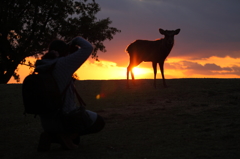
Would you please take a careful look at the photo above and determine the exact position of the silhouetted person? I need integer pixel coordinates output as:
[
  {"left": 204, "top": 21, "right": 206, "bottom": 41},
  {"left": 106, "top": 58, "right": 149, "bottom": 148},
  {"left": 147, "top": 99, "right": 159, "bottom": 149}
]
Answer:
[{"left": 37, "top": 37, "right": 105, "bottom": 151}]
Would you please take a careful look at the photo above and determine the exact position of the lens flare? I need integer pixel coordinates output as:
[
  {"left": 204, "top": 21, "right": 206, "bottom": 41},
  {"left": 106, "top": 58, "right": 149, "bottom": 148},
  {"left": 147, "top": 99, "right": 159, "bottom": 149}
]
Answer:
[
  {"left": 96, "top": 93, "right": 105, "bottom": 99},
  {"left": 96, "top": 94, "right": 101, "bottom": 99}
]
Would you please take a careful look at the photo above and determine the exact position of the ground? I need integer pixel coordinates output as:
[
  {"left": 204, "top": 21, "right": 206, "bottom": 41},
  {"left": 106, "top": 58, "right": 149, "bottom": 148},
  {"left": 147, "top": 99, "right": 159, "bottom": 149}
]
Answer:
[{"left": 1, "top": 79, "right": 240, "bottom": 159}]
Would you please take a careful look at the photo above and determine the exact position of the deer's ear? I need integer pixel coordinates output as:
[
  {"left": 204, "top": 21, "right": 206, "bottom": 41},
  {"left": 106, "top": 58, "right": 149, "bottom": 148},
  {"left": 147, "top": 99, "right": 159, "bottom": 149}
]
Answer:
[
  {"left": 159, "top": 28, "right": 165, "bottom": 35},
  {"left": 175, "top": 29, "right": 180, "bottom": 35}
]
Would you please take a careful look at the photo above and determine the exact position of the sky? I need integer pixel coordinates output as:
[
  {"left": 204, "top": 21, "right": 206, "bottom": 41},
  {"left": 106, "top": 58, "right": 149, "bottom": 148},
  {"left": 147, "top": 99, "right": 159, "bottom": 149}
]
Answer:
[{"left": 9, "top": 0, "right": 240, "bottom": 83}]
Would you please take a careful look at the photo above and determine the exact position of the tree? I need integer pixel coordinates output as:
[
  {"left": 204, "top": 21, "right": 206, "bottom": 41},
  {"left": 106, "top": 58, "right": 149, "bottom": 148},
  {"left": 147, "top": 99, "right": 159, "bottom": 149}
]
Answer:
[{"left": 0, "top": 0, "right": 121, "bottom": 84}]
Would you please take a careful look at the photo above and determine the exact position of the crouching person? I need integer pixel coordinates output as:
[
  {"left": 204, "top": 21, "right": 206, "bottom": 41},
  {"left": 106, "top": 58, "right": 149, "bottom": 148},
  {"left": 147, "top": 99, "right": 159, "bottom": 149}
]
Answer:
[{"left": 36, "top": 37, "right": 105, "bottom": 151}]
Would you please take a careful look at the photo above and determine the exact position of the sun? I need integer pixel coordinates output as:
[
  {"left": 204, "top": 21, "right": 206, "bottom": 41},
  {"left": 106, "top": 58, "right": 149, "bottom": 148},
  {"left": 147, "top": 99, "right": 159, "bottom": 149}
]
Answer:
[{"left": 132, "top": 67, "right": 150, "bottom": 76}]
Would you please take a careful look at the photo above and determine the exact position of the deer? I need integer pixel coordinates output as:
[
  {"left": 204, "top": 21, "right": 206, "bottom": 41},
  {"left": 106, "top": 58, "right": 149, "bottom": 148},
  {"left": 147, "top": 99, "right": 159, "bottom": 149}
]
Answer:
[{"left": 126, "top": 28, "right": 180, "bottom": 88}]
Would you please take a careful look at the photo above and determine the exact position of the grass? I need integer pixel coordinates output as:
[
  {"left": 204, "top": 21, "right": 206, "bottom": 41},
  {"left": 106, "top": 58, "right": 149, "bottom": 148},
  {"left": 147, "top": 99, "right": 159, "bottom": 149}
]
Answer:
[{"left": 1, "top": 79, "right": 240, "bottom": 158}]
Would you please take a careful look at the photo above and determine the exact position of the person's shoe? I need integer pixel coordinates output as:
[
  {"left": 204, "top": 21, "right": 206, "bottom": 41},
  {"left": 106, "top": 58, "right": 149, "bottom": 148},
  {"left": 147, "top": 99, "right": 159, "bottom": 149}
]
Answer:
[{"left": 37, "top": 132, "right": 51, "bottom": 152}]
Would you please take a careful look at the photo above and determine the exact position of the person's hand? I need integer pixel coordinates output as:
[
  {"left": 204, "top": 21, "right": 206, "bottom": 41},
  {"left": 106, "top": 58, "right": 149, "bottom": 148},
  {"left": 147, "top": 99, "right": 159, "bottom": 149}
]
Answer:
[{"left": 69, "top": 36, "right": 82, "bottom": 46}]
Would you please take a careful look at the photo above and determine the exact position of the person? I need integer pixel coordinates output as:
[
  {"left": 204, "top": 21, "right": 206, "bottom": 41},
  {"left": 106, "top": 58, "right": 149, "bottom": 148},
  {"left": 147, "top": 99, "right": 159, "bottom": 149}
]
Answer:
[{"left": 36, "top": 37, "right": 105, "bottom": 151}]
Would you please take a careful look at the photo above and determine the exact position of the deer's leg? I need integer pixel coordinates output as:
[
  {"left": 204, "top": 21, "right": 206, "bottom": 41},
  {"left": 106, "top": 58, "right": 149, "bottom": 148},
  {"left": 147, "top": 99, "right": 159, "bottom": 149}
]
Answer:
[
  {"left": 130, "top": 69, "right": 135, "bottom": 80},
  {"left": 152, "top": 62, "right": 157, "bottom": 88},
  {"left": 127, "top": 67, "right": 130, "bottom": 81},
  {"left": 127, "top": 65, "right": 135, "bottom": 80},
  {"left": 159, "top": 61, "right": 167, "bottom": 87},
  {"left": 127, "top": 66, "right": 130, "bottom": 88},
  {"left": 127, "top": 65, "right": 135, "bottom": 88}
]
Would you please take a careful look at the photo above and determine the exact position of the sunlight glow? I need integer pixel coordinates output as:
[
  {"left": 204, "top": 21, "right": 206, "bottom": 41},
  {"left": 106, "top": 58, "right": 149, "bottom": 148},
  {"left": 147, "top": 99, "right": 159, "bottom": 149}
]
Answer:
[
  {"left": 7, "top": 55, "right": 240, "bottom": 84},
  {"left": 132, "top": 67, "right": 149, "bottom": 76}
]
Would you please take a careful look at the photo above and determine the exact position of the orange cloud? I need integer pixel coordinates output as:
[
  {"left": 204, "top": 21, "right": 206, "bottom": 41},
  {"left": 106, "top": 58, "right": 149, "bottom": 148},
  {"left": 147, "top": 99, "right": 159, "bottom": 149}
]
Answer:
[{"left": 164, "top": 56, "right": 240, "bottom": 78}]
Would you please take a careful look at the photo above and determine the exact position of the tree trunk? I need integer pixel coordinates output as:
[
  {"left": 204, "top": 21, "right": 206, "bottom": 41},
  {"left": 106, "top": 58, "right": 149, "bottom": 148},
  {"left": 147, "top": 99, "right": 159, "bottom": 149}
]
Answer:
[{"left": 0, "top": 60, "right": 21, "bottom": 84}]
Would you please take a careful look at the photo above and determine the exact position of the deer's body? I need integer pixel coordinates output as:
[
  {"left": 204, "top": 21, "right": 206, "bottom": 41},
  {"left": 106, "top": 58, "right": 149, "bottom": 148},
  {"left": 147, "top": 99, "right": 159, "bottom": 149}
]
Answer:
[{"left": 126, "top": 28, "right": 180, "bottom": 88}]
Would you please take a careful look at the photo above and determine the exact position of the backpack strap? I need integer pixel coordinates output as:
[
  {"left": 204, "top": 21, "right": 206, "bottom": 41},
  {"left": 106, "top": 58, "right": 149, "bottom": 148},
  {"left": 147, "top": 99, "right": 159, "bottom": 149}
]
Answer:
[
  {"left": 61, "top": 81, "right": 72, "bottom": 97},
  {"left": 73, "top": 84, "right": 86, "bottom": 107},
  {"left": 58, "top": 80, "right": 72, "bottom": 112}
]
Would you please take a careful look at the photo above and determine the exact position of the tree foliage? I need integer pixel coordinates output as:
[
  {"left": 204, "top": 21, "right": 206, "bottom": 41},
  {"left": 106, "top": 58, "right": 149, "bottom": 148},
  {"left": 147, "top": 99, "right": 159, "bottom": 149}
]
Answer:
[{"left": 0, "top": 0, "right": 121, "bottom": 84}]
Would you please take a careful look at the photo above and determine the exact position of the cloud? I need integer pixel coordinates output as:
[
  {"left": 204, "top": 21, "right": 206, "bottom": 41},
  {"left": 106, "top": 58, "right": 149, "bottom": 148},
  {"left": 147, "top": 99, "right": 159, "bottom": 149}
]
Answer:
[
  {"left": 180, "top": 61, "right": 229, "bottom": 71},
  {"left": 165, "top": 58, "right": 240, "bottom": 77},
  {"left": 92, "top": 60, "right": 117, "bottom": 68},
  {"left": 229, "top": 65, "right": 240, "bottom": 76}
]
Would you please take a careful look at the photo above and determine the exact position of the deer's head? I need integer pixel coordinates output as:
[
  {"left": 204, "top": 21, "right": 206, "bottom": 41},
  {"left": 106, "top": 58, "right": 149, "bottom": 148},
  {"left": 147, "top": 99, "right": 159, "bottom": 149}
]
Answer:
[{"left": 159, "top": 28, "right": 180, "bottom": 45}]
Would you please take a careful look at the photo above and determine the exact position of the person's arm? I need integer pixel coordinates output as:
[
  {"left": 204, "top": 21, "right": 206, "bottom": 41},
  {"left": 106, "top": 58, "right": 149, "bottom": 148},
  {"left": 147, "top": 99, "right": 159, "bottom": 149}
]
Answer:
[{"left": 56, "top": 37, "right": 93, "bottom": 75}]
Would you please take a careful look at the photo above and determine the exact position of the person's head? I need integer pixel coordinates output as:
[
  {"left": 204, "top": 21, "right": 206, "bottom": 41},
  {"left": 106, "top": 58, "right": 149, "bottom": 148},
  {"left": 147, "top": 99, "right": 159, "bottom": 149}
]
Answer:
[
  {"left": 42, "top": 39, "right": 68, "bottom": 59},
  {"left": 42, "top": 39, "right": 79, "bottom": 59},
  {"left": 48, "top": 39, "right": 68, "bottom": 57}
]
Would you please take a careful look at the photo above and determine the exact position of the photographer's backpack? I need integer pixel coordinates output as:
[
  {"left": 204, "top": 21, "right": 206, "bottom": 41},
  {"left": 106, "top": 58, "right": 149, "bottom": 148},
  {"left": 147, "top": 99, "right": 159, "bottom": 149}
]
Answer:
[{"left": 22, "top": 63, "right": 64, "bottom": 116}]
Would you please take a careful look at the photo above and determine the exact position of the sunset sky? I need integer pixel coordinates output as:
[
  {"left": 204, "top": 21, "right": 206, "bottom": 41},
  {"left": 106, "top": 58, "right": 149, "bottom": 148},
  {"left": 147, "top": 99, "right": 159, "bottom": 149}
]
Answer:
[{"left": 9, "top": 0, "right": 240, "bottom": 83}]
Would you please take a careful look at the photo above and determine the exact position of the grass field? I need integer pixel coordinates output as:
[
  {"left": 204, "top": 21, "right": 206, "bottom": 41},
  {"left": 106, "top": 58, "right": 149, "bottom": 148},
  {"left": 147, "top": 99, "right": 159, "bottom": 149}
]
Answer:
[{"left": 1, "top": 79, "right": 240, "bottom": 159}]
